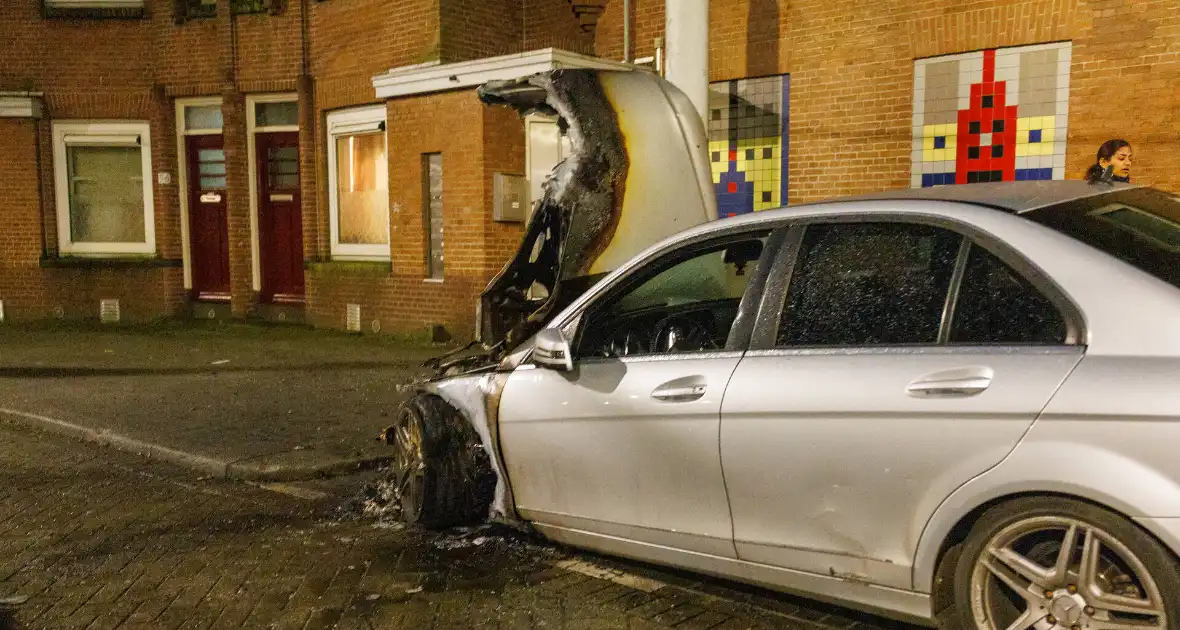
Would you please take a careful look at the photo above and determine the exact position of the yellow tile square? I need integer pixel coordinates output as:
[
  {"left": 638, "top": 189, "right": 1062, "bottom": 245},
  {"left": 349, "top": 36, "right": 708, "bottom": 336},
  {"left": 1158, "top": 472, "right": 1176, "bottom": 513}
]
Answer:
[
  {"left": 946, "top": 136, "right": 957, "bottom": 149},
  {"left": 1042, "top": 115, "right": 1056, "bottom": 130},
  {"left": 1016, "top": 143, "right": 1029, "bottom": 157},
  {"left": 1041, "top": 127, "right": 1055, "bottom": 143},
  {"left": 924, "top": 136, "right": 935, "bottom": 151},
  {"left": 924, "top": 124, "right": 937, "bottom": 137},
  {"left": 1017, "top": 118, "right": 1031, "bottom": 131}
]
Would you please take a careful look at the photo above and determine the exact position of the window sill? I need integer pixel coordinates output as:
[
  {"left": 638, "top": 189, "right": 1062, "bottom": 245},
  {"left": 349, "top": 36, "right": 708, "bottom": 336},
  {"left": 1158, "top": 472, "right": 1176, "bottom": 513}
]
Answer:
[
  {"left": 40, "top": 255, "right": 181, "bottom": 269},
  {"left": 42, "top": 5, "right": 146, "bottom": 19},
  {"left": 423, "top": 278, "right": 444, "bottom": 284},
  {"left": 305, "top": 260, "right": 392, "bottom": 276}
]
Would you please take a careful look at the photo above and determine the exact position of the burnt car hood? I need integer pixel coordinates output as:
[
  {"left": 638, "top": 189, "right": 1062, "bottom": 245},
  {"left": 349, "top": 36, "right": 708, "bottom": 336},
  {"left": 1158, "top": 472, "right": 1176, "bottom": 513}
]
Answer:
[{"left": 470, "top": 68, "right": 718, "bottom": 362}]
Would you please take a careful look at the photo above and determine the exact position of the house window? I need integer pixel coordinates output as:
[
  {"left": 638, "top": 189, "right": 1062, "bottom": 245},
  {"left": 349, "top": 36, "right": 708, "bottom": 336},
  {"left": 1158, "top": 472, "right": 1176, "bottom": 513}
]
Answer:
[
  {"left": 43, "top": 0, "right": 144, "bottom": 17},
  {"left": 52, "top": 121, "right": 155, "bottom": 256},
  {"left": 255, "top": 102, "right": 298, "bottom": 128},
  {"left": 183, "top": 104, "right": 223, "bottom": 132},
  {"left": 182, "top": 0, "right": 215, "bottom": 18},
  {"left": 230, "top": 0, "right": 266, "bottom": 13},
  {"left": 327, "top": 105, "right": 389, "bottom": 260},
  {"left": 423, "top": 153, "right": 443, "bottom": 279}
]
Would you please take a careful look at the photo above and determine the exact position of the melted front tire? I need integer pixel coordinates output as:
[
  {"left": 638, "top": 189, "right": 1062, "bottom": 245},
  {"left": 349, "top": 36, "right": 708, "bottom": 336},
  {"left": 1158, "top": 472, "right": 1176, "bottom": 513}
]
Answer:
[{"left": 389, "top": 394, "right": 496, "bottom": 529}]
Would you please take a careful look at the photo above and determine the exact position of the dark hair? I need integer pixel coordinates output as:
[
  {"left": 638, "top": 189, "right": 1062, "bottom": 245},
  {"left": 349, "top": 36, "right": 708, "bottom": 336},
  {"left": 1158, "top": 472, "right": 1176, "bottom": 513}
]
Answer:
[{"left": 1085, "top": 139, "right": 1131, "bottom": 183}]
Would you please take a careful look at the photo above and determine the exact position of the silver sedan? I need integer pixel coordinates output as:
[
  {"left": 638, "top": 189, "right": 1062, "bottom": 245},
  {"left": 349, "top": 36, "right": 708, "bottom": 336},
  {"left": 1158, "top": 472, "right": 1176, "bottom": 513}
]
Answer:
[{"left": 393, "top": 180, "right": 1180, "bottom": 630}]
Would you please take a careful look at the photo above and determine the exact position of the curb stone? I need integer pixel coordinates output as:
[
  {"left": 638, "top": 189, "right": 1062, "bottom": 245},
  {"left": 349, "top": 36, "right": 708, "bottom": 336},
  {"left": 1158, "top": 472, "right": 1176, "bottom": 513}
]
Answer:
[{"left": 0, "top": 407, "right": 391, "bottom": 482}]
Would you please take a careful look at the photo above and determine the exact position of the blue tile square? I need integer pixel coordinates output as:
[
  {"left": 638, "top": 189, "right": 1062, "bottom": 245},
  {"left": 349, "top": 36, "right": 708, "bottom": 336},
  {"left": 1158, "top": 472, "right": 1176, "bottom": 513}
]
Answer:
[
  {"left": 934, "top": 136, "right": 946, "bottom": 149},
  {"left": 1029, "top": 129, "right": 1043, "bottom": 143},
  {"left": 1039, "top": 168, "right": 1053, "bottom": 180},
  {"left": 1016, "top": 170, "right": 1027, "bottom": 181},
  {"left": 922, "top": 174, "right": 935, "bottom": 188}
]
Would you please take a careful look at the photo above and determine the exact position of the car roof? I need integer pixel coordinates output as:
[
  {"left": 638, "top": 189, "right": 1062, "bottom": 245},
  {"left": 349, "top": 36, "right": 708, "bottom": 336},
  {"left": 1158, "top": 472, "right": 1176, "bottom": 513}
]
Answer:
[{"left": 802, "top": 180, "right": 1141, "bottom": 214}]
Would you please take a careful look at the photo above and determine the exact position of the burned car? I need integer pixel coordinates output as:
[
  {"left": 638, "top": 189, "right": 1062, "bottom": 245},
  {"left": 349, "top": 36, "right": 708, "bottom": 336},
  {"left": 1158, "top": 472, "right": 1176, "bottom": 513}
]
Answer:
[{"left": 383, "top": 69, "right": 1180, "bottom": 630}]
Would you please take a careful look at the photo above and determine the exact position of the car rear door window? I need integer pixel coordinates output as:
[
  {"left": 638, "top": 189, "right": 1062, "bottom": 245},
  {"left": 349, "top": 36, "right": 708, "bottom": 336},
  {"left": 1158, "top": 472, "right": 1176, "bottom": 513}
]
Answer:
[
  {"left": 949, "top": 244, "right": 1068, "bottom": 345},
  {"left": 777, "top": 222, "right": 961, "bottom": 347}
]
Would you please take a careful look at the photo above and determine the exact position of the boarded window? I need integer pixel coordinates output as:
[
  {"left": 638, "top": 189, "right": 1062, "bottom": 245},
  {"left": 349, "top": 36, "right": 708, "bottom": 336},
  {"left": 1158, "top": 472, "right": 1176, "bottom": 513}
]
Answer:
[{"left": 424, "top": 153, "right": 443, "bottom": 279}]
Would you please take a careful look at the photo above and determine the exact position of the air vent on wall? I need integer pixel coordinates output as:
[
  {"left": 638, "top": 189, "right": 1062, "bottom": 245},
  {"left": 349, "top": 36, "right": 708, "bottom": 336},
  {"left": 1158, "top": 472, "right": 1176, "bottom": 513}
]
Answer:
[
  {"left": 346, "top": 303, "right": 361, "bottom": 332},
  {"left": 100, "top": 299, "right": 121, "bottom": 324}
]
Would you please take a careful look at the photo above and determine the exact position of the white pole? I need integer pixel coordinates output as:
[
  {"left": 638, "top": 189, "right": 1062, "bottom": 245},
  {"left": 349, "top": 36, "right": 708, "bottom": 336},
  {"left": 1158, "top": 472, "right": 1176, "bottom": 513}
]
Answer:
[
  {"left": 664, "top": 0, "right": 709, "bottom": 122},
  {"left": 623, "top": 0, "right": 632, "bottom": 63}
]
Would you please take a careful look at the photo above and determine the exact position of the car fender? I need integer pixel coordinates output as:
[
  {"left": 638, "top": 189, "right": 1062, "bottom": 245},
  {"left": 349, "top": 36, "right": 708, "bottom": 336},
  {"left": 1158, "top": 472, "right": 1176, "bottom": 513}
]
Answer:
[{"left": 911, "top": 436, "right": 1180, "bottom": 593}]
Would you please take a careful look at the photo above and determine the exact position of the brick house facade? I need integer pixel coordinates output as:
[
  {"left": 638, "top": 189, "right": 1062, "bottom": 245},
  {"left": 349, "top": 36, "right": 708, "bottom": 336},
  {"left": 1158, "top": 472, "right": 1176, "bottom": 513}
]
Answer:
[{"left": 2, "top": 0, "right": 1178, "bottom": 337}]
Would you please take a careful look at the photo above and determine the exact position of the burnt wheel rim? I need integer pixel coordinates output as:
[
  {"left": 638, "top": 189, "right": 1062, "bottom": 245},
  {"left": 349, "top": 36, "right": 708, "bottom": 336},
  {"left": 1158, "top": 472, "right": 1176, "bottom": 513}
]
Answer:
[
  {"left": 392, "top": 405, "right": 426, "bottom": 523},
  {"left": 971, "top": 515, "right": 1166, "bottom": 630}
]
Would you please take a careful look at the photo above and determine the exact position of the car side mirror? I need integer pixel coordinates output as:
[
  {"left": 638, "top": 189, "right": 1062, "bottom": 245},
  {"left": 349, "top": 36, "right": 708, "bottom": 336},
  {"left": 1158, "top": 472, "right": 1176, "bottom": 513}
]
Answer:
[{"left": 533, "top": 328, "right": 574, "bottom": 371}]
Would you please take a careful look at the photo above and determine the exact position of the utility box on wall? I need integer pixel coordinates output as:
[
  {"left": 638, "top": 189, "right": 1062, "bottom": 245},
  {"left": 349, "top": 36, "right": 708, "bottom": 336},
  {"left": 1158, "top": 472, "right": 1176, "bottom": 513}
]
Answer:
[{"left": 493, "top": 173, "right": 528, "bottom": 223}]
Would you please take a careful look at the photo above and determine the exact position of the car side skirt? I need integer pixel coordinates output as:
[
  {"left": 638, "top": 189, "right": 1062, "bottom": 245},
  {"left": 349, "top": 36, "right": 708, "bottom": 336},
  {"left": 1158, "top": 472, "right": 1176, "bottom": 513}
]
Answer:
[{"left": 530, "top": 522, "right": 936, "bottom": 627}]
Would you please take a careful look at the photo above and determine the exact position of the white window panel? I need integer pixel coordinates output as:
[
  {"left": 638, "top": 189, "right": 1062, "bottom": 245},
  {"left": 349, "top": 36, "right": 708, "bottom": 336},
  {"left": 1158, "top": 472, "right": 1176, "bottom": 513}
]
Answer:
[
  {"left": 53, "top": 121, "right": 155, "bottom": 256},
  {"left": 327, "top": 105, "right": 390, "bottom": 260},
  {"left": 184, "top": 105, "right": 223, "bottom": 134}
]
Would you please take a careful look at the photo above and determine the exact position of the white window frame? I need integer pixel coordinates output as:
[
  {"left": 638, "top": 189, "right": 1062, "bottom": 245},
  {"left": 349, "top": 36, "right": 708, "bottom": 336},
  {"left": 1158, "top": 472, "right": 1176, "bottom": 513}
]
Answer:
[
  {"left": 326, "top": 104, "right": 390, "bottom": 261},
  {"left": 52, "top": 120, "right": 156, "bottom": 257}
]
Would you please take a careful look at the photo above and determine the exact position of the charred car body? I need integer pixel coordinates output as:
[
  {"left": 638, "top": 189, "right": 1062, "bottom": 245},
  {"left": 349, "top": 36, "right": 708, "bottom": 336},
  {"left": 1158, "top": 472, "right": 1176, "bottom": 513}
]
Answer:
[{"left": 381, "top": 69, "right": 1180, "bottom": 630}]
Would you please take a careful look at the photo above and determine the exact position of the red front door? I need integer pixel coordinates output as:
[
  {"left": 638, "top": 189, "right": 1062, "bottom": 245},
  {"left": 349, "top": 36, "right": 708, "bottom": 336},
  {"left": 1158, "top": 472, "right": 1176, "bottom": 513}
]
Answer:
[
  {"left": 256, "top": 132, "right": 304, "bottom": 303},
  {"left": 187, "top": 135, "right": 231, "bottom": 301}
]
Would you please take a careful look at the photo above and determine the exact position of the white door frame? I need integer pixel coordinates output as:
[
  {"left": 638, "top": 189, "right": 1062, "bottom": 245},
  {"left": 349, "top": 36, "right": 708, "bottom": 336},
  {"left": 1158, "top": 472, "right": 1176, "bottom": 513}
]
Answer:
[
  {"left": 174, "top": 96, "right": 224, "bottom": 291},
  {"left": 245, "top": 93, "right": 299, "bottom": 293}
]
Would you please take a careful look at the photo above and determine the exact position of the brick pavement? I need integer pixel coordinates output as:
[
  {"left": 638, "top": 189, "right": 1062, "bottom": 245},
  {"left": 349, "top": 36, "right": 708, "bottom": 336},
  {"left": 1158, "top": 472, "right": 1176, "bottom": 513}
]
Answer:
[{"left": 0, "top": 422, "right": 916, "bottom": 630}]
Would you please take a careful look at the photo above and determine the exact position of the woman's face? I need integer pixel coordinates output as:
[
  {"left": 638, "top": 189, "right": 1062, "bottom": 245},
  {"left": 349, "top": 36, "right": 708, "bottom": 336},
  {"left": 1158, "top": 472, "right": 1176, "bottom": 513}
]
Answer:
[{"left": 1101, "top": 145, "right": 1133, "bottom": 178}]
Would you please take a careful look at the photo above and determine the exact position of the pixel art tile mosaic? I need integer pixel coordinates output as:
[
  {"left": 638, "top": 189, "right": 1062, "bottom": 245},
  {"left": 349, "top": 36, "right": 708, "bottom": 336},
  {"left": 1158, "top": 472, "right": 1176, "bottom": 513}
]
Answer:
[
  {"left": 912, "top": 43, "right": 1071, "bottom": 188},
  {"left": 709, "top": 75, "right": 789, "bottom": 217}
]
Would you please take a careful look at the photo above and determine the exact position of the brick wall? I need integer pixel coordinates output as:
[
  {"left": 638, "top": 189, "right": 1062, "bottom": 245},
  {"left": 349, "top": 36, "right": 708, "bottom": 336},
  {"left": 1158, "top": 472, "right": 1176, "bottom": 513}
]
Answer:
[
  {"left": 482, "top": 103, "right": 528, "bottom": 271},
  {"left": 593, "top": 0, "right": 1180, "bottom": 202},
  {"left": 524, "top": 0, "right": 596, "bottom": 54},
  {"left": 441, "top": 0, "right": 523, "bottom": 62},
  {"left": 1069, "top": 0, "right": 1180, "bottom": 191},
  {"left": 309, "top": 0, "right": 439, "bottom": 82},
  {"left": 0, "top": 120, "right": 44, "bottom": 270},
  {"left": 0, "top": 116, "right": 183, "bottom": 322},
  {"left": 435, "top": 0, "right": 596, "bottom": 62}
]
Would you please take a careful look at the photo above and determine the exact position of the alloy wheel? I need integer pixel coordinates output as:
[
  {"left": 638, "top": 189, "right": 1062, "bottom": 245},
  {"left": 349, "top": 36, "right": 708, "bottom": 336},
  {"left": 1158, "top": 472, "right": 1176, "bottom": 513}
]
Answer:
[
  {"left": 970, "top": 515, "right": 1166, "bottom": 630},
  {"left": 391, "top": 405, "right": 426, "bottom": 523}
]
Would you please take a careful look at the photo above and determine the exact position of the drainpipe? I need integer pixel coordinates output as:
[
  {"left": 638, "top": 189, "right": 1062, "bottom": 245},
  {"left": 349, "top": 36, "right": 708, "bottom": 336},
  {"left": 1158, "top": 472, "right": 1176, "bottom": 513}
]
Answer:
[
  {"left": 664, "top": 0, "right": 709, "bottom": 122},
  {"left": 623, "top": 0, "right": 632, "bottom": 63}
]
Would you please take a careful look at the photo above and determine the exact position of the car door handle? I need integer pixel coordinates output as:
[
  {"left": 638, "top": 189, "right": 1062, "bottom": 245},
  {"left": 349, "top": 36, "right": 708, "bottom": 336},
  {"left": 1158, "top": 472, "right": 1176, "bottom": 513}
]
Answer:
[
  {"left": 651, "top": 379, "right": 708, "bottom": 402},
  {"left": 906, "top": 366, "right": 994, "bottom": 398}
]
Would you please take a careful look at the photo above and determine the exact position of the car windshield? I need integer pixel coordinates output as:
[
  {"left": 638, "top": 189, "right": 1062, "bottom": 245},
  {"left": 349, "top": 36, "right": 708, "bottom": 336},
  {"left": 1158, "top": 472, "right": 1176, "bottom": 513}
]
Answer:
[{"left": 1025, "top": 187, "right": 1180, "bottom": 290}]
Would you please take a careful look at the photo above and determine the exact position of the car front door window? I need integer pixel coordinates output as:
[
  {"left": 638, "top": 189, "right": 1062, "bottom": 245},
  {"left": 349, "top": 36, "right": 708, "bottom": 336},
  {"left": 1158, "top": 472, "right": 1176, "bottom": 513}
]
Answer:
[{"left": 576, "top": 235, "right": 769, "bottom": 358}]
